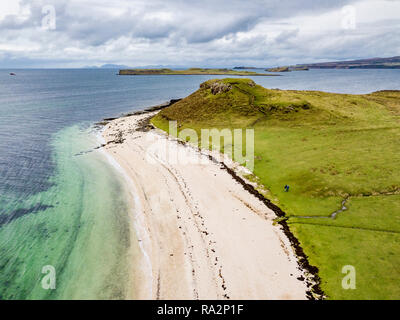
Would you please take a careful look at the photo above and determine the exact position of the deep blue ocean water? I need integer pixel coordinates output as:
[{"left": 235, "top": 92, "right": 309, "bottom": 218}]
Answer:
[{"left": 0, "top": 68, "right": 399, "bottom": 299}]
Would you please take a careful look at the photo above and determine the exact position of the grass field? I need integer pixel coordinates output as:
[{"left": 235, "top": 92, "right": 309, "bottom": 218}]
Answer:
[
  {"left": 151, "top": 78, "right": 400, "bottom": 299},
  {"left": 118, "top": 68, "right": 277, "bottom": 76}
]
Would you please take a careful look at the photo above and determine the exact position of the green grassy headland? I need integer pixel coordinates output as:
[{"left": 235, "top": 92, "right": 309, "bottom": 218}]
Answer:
[{"left": 151, "top": 78, "right": 400, "bottom": 299}]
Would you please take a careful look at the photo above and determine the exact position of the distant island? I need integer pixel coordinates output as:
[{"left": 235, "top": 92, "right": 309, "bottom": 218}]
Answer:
[
  {"left": 118, "top": 68, "right": 278, "bottom": 76},
  {"left": 293, "top": 56, "right": 400, "bottom": 70},
  {"left": 238, "top": 56, "right": 400, "bottom": 72},
  {"left": 266, "top": 66, "right": 309, "bottom": 72},
  {"left": 84, "top": 64, "right": 130, "bottom": 69},
  {"left": 233, "top": 66, "right": 260, "bottom": 70}
]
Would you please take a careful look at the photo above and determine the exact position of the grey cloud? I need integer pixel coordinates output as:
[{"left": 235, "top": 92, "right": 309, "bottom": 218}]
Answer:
[
  {"left": 4, "top": 0, "right": 355, "bottom": 45},
  {"left": 0, "top": 0, "right": 397, "bottom": 68},
  {"left": 274, "top": 29, "right": 300, "bottom": 43}
]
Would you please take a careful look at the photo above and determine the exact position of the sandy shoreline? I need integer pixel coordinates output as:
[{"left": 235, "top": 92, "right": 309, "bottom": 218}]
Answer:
[{"left": 102, "top": 111, "right": 308, "bottom": 300}]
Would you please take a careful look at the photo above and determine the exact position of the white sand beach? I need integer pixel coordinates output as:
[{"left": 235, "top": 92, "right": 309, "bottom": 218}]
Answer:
[{"left": 102, "top": 111, "right": 308, "bottom": 300}]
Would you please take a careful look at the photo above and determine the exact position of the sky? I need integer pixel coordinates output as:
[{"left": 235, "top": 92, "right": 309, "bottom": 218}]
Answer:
[{"left": 0, "top": 0, "right": 399, "bottom": 68}]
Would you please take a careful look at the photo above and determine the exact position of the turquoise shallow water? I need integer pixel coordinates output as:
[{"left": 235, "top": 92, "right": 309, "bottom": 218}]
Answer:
[
  {"left": 0, "top": 68, "right": 399, "bottom": 299},
  {"left": 0, "top": 125, "right": 136, "bottom": 299}
]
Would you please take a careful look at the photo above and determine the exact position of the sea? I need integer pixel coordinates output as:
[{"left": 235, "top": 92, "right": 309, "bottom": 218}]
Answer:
[{"left": 0, "top": 68, "right": 399, "bottom": 299}]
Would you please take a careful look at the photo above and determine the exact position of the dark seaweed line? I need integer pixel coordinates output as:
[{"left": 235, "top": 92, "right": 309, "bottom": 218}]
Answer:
[
  {"left": 217, "top": 162, "right": 325, "bottom": 300},
  {"left": 145, "top": 118, "right": 325, "bottom": 299}
]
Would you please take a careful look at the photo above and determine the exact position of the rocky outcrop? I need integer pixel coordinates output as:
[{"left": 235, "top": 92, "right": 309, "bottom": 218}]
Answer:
[
  {"left": 200, "top": 79, "right": 255, "bottom": 95},
  {"left": 210, "top": 82, "right": 232, "bottom": 94},
  {"left": 200, "top": 80, "right": 232, "bottom": 94}
]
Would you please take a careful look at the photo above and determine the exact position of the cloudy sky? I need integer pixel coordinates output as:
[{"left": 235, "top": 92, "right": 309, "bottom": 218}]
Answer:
[{"left": 0, "top": 0, "right": 399, "bottom": 68}]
